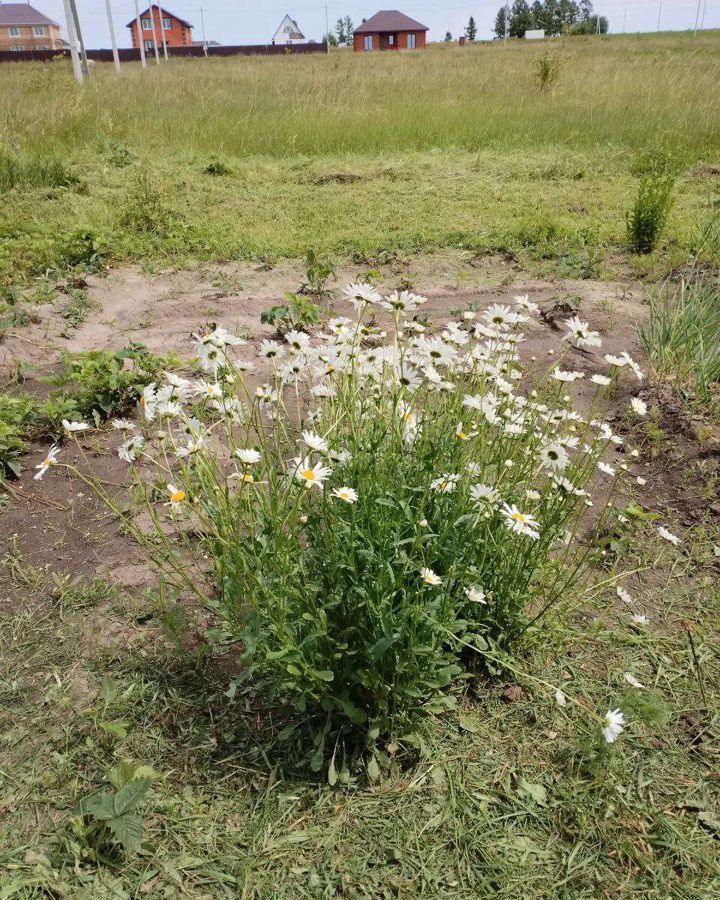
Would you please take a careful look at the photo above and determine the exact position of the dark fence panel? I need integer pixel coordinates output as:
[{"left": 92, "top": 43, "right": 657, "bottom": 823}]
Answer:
[{"left": 0, "top": 42, "right": 327, "bottom": 64}]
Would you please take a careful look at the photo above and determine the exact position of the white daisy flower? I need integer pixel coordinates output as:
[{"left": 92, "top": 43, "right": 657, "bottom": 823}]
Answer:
[
  {"left": 342, "top": 282, "right": 381, "bottom": 310},
  {"left": 301, "top": 430, "right": 328, "bottom": 453},
  {"left": 290, "top": 456, "right": 332, "bottom": 489},
  {"left": 196, "top": 380, "right": 223, "bottom": 400},
  {"left": 623, "top": 673, "right": 645, "bottom": 689},
  {"left": 332, "top": 486, "right": 358, "bottom": 504},
  {"left": 465, "top": 586, "right": 487, "bottom": 604},
  {"left": 235, "top": 448, "right": 261, "bottom": 465},
  {"left": 630, "top": 397, "right": 647, "bottom": 416},
  {"left": 166, "top": 483, "right": 186, "bottom": 511},
  {"left": 552, "top": 368, "right": 585, "bottom": 383},
  {"left": 112, "top": 419, "right": 136, "bottom": 431},
  {"left": 259, "top": 339, "right": 285, "bottom": 360},
  {"left": 539, "top": 441, "right": 569, "bottom": 472},
  {"left": 430, "top": 473, "right": 460, "bottom": 494},
  {"left": 616, "top": 586, "right": 633, "bottom": 605},
  {"left": 597, "top": 461, "right": 616, "bottom": 476},
  {"left": 554, "top": 689, "right": 567, "bottom": 707},
  {"left": 34, "top": 445, "right": 60, "bottom": 481},
  {"left": 500, "top": 503, "right": 540, "bottom": 539},
  {"left": 602, "top": 708, "right": 625, "bottom": 744},
  {"left": 118, "top": 434, "right": 144, "bottom": 462},
  {"left": 591, "top": 374, "right": 611, "bottom": 386},
  {"left": 514, "top": 293, "right": 540, "bottom": 314},
  {"left": 62, "top": 419, "right": 89, "bottom": 433},
  {"left": 470, "top": 483, "right": 500, "bottom": 508},
  {"left": 630, "top": 613, "right": 649, "bottom": 626},
  {"left": 285, "top": 330, "right": 312, "bottom": 353},
  {"left": 563, "top": 316, "right": 601, "bottom": 349},
  {"left": 420, "top": 567, "right": 442, "bottom": 586}
]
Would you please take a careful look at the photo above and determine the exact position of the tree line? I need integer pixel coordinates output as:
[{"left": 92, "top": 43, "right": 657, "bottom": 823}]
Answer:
[{"left": 492, "top": 1, "right": 608, "bottom": 38}]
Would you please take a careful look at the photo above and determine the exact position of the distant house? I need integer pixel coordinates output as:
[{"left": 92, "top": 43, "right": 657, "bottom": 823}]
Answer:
[
  {"left": 525, "top": 29, "right": 546, "bottom": 39},
  {"left": 0, "top": 3, "right": 63, "bottom": 51},
  {"left": 353, "top": 10, "right": 428, "bottom": 52},
  {"left": 126, "top": 6, "right": 193, "bottom": 52},
  {"left": 272, "top": 14, "right": 305, "bottom": 45}
]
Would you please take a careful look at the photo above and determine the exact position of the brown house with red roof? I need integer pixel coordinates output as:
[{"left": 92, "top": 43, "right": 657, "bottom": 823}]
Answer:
[
  {"left": 0, "top": 3, "right": 62, "bottom": 51},
  {"left": 353, "top": 10, "right": 428, "bottom": 52},
  {"left": 127, "top": 5, "right": 193, "bottom": 52}
]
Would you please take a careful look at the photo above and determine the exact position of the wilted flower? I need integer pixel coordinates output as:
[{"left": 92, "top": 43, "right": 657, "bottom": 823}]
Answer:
[
  {"left": 616, "top": 586, "right": 633, "bottom": 605},
  {"left": 630, "top": 613, "right": 649, "bottom": 626},
  {"left": 301, "top": 430, "right": 329, "bottom": 453},
  {"left": 658, "top": 526, "right": 681, "bottom": 546},
  {"left": 630, "top": 397, "right": 647, "bottom": 416},
  {"left": 166, "top": 483, "right": 186, "bottom": 511},
  {"left": 602, "top": 708, "right": 625, "bottom": 743},
  {"left": 430, "top": 473, "right": 459, "bottom": 493},
  {"left": 623, "top": 673, "right": 645, "bottom": 689},
  {"left": 563, "top": 316, "right": 601, "bottom": 349},
  {"left": 465, "top": 586, "right": 487, "bottom": 604},
  {"left": 34, "top": 445, "right": 60, "bottom": 480},
  {"left": 236, "top": 448, "right": 261, "bottom": 465},
  {"left": 62, "top": 419, "right": 89, "bottom": 433}
]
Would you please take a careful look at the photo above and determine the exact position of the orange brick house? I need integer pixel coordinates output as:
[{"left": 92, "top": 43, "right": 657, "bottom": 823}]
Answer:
[
  {"left": 0, "top": 3, "right": 63, "bottom": 51},
  {"left": 127, "top": 5, "right": 193, "bottom": 52},
  {"left": 353, "top": 10, "right": 428, "bottom": 52}
]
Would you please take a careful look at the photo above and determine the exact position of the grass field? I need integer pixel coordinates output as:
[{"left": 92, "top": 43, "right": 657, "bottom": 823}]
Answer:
[
  {"left": 1, "top": 32, "right": 720, "bottom": 900},
  {"left": 1, "top": 32, "right": 720, "bottom": 287}
]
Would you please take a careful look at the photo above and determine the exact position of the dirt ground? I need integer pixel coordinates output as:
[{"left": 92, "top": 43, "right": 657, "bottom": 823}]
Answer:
[{"left": 1, "top": 252, "right": 718, "bottom": 622}]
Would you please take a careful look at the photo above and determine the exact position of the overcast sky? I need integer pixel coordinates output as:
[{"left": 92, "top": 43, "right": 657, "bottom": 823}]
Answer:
[{"left": 24, "top": 0, "right": 720, "bottom": 48}]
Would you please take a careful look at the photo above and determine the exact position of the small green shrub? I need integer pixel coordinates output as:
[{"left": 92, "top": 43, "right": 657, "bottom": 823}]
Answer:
[
  {"left": 0, "top": 395, "right": 37, "bottom": 479},
  {"left": 56, "top": 230, "right": 108, "bottom": 272},
  {"left": 301, "top": 248, "right": 336, "bottom": 296},
  {"left": 202, "top": 157, "right": 232, "bottom": 176},
  {"left": 260, "top": 292, "right": 321, "bottom": 334},
  {"left": 535, "top": 52, "right": 563, "bottom": 92},
  {"left": 119, "top": 173, "right": 177, "bottom": 237},
  {"left": 627, "top": 172, "right": 676, "bottom": 254},
  {"left": 60, "top": 289, "right": 649, "bottom": 774}
]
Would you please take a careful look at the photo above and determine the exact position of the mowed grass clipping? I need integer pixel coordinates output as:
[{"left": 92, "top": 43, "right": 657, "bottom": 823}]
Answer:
[{"left": 1, "top": 32, "right": 720, "bottom": 284}]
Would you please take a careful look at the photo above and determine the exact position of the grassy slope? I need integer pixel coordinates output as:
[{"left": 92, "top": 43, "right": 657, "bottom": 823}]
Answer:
[{"left": 1, "top": 32, "right": 720, "bottom": 285}]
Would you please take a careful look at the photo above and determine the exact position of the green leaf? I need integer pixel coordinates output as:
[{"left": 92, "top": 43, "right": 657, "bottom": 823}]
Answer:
[
  {"left": 367, "top": 755, "right": 380, "bottom": 781},
  {"left": 458, "top": 713, "right": 481, "bottom": 734},
  {"left": 336, "top": 696, "right": 367, "bottom": 724},
  {"left": 113, "top": 777, "right": 151, "bottom": 817},
  {"left": 108, "top": 811, "right": 143, "bottom": 851},
  {"left": 80, "top": 791, "right": 116, "bottom": 821},
  {"left": 327, "top": 756, "right": 338, "bottom": 786},
  {"left": 517, "top": 778, "right": 547, "bottom": 806}
]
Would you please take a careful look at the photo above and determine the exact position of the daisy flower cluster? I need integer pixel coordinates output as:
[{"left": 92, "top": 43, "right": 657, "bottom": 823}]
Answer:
[{"left": 43, "top": 286, "right": 676, "bottom": 757}]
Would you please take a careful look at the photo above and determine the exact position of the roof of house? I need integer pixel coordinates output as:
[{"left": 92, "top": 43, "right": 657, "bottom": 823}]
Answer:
[
  {"left": 0, "top": 3, "right": 58, "bottom": 27},
  {"left": 354, "top": 10, "right": 428, "bottom": 33},
  {"left": 274, "top": 14, "right": 304, "bottom": 39},
  {"left": 125, "top": 6, "right": 193, "bottom": 29}
]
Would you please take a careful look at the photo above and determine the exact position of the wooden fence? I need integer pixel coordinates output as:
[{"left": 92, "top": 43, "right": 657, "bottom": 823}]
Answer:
[{"left": 0, "top": 42, "right": 328, "bottom": 64}]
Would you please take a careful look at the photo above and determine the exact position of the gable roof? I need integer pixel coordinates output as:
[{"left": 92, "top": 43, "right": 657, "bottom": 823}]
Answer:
[
  {"left": 0, "top": 4, "right": 58, "bottom": 27},
  {"left": 126, "top": 6, "right": 193, "bottom": 29},
  {"left": 354, "top": 10, "right": 428, "bottom": 33},
  {"left": 274, "top": 14, "right": 304, "bottom": 40}
]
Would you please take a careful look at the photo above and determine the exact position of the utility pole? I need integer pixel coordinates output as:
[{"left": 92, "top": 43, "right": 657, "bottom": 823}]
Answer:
[
  {"left": 694, "top": 0, "right": 702, "bottom": 34},
  {"left": 200, "top": 6, "right": 208, "bottom": 55},
  {"left": 104, "top": 0, "right": 121, "bottom": 74},
  {"left": 134, "top": 0, "right": 147, "bottom": 68},
  {"left": 700, "top": 0, "right": 708, "bottom": 29},
  {"left": 68, "top": 0, "right": 90, "bottom": 78},
  {"left": 157, "top": 2, "right": 169, "bottom": 59},
  {"left": 150, "top": 4, "right": 161, "bottom": 63},
  {"left": 324, "top": 4, "right": 329, "bottom": 52},
  {"left": 62, "top": 0, "right": 83, "bottom": 82},
  {"left": 622, "top": 7, "right": 627, "bottom": 32},
  {"left": 504, "top": 1, "right": 509, "bottom": 43},
  {"left": 657, "top": 0, "right": 662, "bottom": 31}
]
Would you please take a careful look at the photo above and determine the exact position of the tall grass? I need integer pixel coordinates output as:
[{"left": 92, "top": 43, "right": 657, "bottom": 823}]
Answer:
[
  {"left": 640, "top": 274, "right": 720, "bottom": 400},
  {"left": 1, "top": 33, "right": 719, "bottom": 159}
]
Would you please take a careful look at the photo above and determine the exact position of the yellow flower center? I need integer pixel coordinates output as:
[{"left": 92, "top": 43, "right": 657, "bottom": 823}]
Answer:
[
  {"left": 242, "top": 473, "right": 254, "bottom": 483},
  {"left": 457, "top": 431, "right": 467, "bottom": 440},
  {"left": 301, "top": 469, "right": 316, "bottom": 481},
  {"left": 171, "top": 490, "right": 186, "bottom": 503},
  {"left": 512, "top": 512, "right": 526, "bottom": 524}
]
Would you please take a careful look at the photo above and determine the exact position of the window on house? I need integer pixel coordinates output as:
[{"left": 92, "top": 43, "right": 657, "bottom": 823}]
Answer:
[
  {"left": 144, "top": 39, "right": 155, "bottom": 50},
  {"left": 162, "top": 17, "right": 171, "bottom": 29},
  {"left": 11, "top": 45, "right": 25, "bottom": 50},
  {"left": 141, "top": 18, "right": 152, "bottom": 30},
  {"left": 36, "top": 44, "right": 49, "bottom": 49},
  {"left": 363, "top": 34, "right": 372, "bottom": 51},
  {"left": 33, "top": 25, "right": 47, "bottom": 36},
  {"left": 407, "top": 33, "right": 417, "bottom": 49},
  {"left": 8, "top": 26, "right": 20, "bottom": 36},
  {"left": 388, "top": 35, "right": 394, "bottom": 45}
]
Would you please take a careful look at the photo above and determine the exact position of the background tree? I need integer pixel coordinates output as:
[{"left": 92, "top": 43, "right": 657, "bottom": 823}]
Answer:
[
  {"left": 324, "top": 31, "right": 338, "bottom": 46},
  {"left": 494, "top": 6, "right": 507, "bottom": 39},
  {"left": 444, "top": 31, "right": 453, "bottom": 42},
  {"left": 334, "top": 18, "right": 346, "bottom": 44},
  {"left": 465, "top": 16, "right": 478, "bottom": 40},
  {"left": 343, "top": 15, "right": 354, "bottom": 42},
  {"left": 509, "top": 0, "right": 534, "bottom": 36}
]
